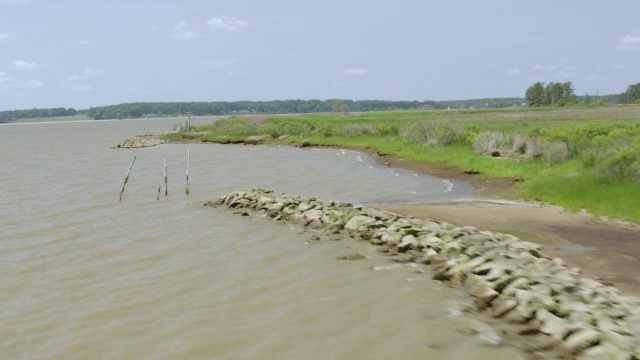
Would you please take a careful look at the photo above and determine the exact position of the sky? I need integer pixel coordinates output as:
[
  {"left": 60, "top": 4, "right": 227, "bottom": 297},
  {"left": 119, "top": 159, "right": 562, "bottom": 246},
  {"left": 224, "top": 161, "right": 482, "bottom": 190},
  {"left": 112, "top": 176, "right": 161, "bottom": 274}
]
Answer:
[{"left": 0, "top": 0, "right": 639, "bottom": 111}]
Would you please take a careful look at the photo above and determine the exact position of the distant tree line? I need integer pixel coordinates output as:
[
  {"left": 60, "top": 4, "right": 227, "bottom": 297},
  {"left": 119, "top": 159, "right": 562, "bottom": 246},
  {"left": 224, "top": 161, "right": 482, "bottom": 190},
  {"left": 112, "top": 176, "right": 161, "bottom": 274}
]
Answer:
[
  {"left": 0, "top": 107, "right": 77, "bottom": 123},
  {"left": 525, "top": 81, "right": 640, "bottom": 107},
  {"left": 436, "top": 98, "right": 525, "bottom": 109},
  {"left": 3, "top": 87, "right": 639, "bottom": 123},
  {"left": 86, "top": 100, "right": 428, "bottom": 120}
]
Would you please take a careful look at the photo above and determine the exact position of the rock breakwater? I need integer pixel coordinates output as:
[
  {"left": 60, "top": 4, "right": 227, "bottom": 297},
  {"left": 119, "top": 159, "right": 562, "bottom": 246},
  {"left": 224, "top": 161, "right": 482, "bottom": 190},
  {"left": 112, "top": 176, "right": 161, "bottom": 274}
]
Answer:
[
  {"left": 210, "top": 189, "right": 640, "bottom": 359},
  {"left": 112, "top": 134, "right": 168, "bottom": 149}
]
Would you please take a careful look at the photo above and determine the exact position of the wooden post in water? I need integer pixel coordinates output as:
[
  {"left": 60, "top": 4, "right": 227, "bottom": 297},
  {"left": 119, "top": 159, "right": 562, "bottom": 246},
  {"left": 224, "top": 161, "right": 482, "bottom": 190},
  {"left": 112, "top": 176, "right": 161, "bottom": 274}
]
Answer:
[
  {"left": 119, "top": 156, "right": 136, "bottom": 202},
  {"left": 164, "top": 157, "right": 168, "bottom": 196},
  {"left": 185, "top": 148, "right": 190, "bottom": 195},
  {"left": 157, "top": 183, "right": 161, "bottom": 200}
]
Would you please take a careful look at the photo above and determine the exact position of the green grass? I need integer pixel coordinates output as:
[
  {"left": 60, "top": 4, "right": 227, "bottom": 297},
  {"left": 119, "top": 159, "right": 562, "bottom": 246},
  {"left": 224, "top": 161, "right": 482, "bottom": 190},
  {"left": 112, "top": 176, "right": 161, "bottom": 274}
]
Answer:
[
  {"left": 163, "top": 106, "right": 640, "bottom": 223},
  {"left": 522, "top": 175, "right": 640, "bottom": 221}
]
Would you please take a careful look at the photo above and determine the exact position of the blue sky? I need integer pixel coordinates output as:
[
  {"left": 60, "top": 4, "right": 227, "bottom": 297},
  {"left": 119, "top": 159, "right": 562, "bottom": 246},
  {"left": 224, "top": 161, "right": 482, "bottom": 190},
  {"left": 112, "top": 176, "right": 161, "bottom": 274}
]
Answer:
[{"left": 1, "top": 0, "right": 639, "bottom": 111}]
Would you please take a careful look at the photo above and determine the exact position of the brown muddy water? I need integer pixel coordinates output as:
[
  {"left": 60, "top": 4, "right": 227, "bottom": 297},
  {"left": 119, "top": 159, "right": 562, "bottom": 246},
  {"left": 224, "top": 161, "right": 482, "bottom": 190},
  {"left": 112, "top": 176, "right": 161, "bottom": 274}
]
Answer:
[{"left": 0, "top": 119, "right": 522, "bottom": 359}]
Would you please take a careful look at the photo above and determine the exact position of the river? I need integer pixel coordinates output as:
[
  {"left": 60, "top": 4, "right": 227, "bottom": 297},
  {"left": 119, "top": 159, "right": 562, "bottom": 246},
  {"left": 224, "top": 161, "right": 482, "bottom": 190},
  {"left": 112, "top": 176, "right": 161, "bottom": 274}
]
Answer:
[{"left": 0, "top": 118, "right": 521, "bottom": 359}]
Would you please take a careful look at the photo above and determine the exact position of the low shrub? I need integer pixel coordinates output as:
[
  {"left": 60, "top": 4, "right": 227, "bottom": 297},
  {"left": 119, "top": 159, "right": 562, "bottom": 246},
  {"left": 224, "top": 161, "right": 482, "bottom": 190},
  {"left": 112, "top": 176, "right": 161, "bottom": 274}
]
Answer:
[
  {"left": 332, "top": 123, "right": 378, "bottom": 137},
  {"left": 474, "top": 132, "right": 543, "bottom": 160},
  {"left": 460, "top": 124, "right": 480, "bottom": 145},
  {"left": 514, "top": 135, "right": 542, "bottom": 158},
  {"left": 541, "top": 141, "right": 570, "bottom": 166},
  {"left": 400, "top": 121, "right": 458, "bottom": 146},
  {"left": 581, "top": 130, "right": 640, "bottom": 180},
  {"left": 473, "top": 132, "right": 512, "bottom": 157}
]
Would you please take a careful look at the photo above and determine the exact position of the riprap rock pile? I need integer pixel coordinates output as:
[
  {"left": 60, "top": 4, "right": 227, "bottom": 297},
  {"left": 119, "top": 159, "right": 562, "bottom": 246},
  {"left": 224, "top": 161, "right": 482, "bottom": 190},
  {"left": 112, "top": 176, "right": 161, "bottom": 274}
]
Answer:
[
  {"left": 210, "top": 189, "right": 640, "bottom": 359},
  {"left": 112, "top": 134, "right": 168, "bottom": 149}
]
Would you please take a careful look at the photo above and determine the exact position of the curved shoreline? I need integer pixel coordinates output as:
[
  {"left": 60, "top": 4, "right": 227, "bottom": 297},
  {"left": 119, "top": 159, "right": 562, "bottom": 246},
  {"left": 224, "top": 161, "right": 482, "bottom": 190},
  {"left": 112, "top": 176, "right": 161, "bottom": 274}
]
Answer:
[
  {"left": 211, "top": 189, "right": 640, "bottom": 358},
  {"left": 129, "top": 136, "right": 640, "bottom": 296}
]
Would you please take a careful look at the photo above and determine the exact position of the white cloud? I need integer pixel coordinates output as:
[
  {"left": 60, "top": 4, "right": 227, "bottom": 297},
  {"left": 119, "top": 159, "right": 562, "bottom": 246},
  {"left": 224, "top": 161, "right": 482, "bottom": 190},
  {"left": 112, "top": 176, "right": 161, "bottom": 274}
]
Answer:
[
  {"left": 83, "top": 67, "right": 103, "bottom": 75},
  {"left": 79, "top": 39, "right": 90, "bottom": 46},
  {"left": 617, "top": 34, "right": 640, "bottom": 51},
  {"left": 69, "top": 67, "right": 104, "bottom": 80},
  {"left": 509, "top": 68, "right": 522, "bottom": 75},
  {"left": 554, "top": 71, "right": 573, "bottom": 78},
  {"left": 533, "top": 64, "right": 557, "bottom": 71},
  {"left": 0, "top": 33, "right": 8, "bottom": 41},
  {"left": 612, "top": 64, "right": 626, "bottom": 70},
  {"left": 173, "top": 30, "right": 201, "bottom": 40},
  {"left": 557, "top": 58, "right": 570, "bottom": 64},
  {"left": 206, "top": 16, "right": 249, "bottom": 32},
  {"left": 27, "top": 80, "right": 43, "bottom": 88},
  {"left": 343, "top": 68, "right": 368, "bottom": 76},
  {"left": 172, "top": 21, "right": 201, "bottom": 40},
  {"left": 11, "top": 60, "right": 40, "bottom": 70},
  {"left": 204, "top": 58, "right": 238, "bottom": 70},
  {"left": 331, "top": 81, "right": 345, "bottom": 88},
  {"left": 0, "top": 71, "right": 13, "bottom": 83}
]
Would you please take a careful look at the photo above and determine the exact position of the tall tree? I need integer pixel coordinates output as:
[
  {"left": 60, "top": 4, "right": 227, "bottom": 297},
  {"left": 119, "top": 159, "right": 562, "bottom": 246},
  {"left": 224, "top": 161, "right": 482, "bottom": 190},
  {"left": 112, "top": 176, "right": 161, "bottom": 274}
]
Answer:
[
  {"left": 620, "top": 83, "right": 640, "bottom": 104},
  {"left": 525, "top": 82, "right": 546, "bottom": 106}
]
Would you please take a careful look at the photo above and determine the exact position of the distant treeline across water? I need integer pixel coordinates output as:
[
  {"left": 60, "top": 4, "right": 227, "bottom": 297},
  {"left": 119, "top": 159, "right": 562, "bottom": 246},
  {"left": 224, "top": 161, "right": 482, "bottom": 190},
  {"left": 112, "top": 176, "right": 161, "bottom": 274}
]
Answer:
[{"left": 0, "top": 95, "right": 620, "bottom": 123}]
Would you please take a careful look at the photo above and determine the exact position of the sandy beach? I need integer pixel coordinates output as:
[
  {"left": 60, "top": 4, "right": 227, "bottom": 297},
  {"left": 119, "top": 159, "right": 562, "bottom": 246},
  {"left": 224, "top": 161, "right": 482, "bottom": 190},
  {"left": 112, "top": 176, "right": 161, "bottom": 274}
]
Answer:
[{"left": 374, "top": 154, "right": 640, "bottom": 296}]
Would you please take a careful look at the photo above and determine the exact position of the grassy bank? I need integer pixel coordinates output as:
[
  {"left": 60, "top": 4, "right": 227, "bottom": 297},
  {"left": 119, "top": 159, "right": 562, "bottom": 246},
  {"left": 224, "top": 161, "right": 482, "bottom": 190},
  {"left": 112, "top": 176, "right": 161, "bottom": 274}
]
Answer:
[{"left": 163, "top": 106, "right": 640, "bottom": 222}]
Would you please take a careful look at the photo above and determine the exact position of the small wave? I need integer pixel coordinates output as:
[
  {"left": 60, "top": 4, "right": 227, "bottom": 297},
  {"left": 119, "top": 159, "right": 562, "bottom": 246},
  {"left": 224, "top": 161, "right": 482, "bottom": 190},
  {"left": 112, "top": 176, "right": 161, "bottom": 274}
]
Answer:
[
  {"left": 371, "top": 265, "right": 401, "bottom": 271},
  {"left": 442, "top": 179, "right": 454, "bottom": 193}
]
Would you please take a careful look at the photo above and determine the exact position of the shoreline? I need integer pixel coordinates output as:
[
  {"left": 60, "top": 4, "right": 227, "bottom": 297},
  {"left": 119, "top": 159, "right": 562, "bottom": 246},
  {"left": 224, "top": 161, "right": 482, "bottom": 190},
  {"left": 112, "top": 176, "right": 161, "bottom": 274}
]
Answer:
[
  {"left": 366, "top": 150, "right": 640, "bottom": 296},
  {"left": 142, "top": 136, "right": 640, "bottom": 295}
]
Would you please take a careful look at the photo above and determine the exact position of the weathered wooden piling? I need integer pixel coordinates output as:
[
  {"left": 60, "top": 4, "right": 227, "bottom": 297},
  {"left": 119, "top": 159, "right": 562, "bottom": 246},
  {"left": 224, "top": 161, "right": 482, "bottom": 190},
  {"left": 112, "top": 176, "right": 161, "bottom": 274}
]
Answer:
[
  {"left": 185, "top": 149, "right": 190, "bottom": 195},
  {"left": 119, "top": 156, "right": 136, "bottom": 202},
  {"left": 164, "top": 157, "right": 168, "bottom": 196}
]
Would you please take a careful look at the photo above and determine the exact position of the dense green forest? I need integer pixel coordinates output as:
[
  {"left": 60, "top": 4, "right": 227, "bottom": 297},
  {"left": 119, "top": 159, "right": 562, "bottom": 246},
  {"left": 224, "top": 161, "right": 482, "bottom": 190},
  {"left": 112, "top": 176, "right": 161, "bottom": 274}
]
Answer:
[
  {"left": 86, "top": 100, "right": 426, "bottom": 120},
  {"left": 0, "top": 99, "right": 530, "bottom": 123},
  {"left": 0, "top": 107, "right": 78, "bottom": 123}
]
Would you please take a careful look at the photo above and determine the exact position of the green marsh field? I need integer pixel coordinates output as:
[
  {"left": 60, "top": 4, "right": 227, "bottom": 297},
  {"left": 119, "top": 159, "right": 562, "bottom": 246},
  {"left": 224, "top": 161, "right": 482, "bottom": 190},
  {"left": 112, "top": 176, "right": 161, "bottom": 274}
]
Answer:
[{"left": 164, "top": 106, "right": 640, "bottom": 222}]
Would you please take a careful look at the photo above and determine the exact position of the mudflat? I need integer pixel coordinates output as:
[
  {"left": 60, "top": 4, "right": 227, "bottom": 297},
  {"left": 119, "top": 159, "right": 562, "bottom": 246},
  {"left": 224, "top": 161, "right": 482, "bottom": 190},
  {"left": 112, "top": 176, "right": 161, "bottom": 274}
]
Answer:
[{"left": 375, "top": 155, "right": 640, "bottom": 296}]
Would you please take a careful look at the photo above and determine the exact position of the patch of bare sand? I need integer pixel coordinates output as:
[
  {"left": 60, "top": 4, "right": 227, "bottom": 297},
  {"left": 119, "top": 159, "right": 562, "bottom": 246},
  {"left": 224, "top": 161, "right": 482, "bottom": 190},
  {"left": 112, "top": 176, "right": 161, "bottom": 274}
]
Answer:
[{"left": 372, "top": 156, "right": 640, "bottom": 296}]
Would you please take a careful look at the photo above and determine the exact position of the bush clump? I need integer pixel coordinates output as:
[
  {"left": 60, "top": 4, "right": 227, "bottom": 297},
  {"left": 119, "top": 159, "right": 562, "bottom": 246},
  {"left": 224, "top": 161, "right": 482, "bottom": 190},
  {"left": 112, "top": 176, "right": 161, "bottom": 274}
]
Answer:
[
  {"left": 474, "top": 132, "right": 543, "bottom": 160},
  {"left": 400, "top": 121, "right": 459, "bottom": 146},
  {"left": 541, "top": 141, "right": 570, "bottom": 166},
  {"left": 332, "top": 123, "right": 378, "bottom": 137}
]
